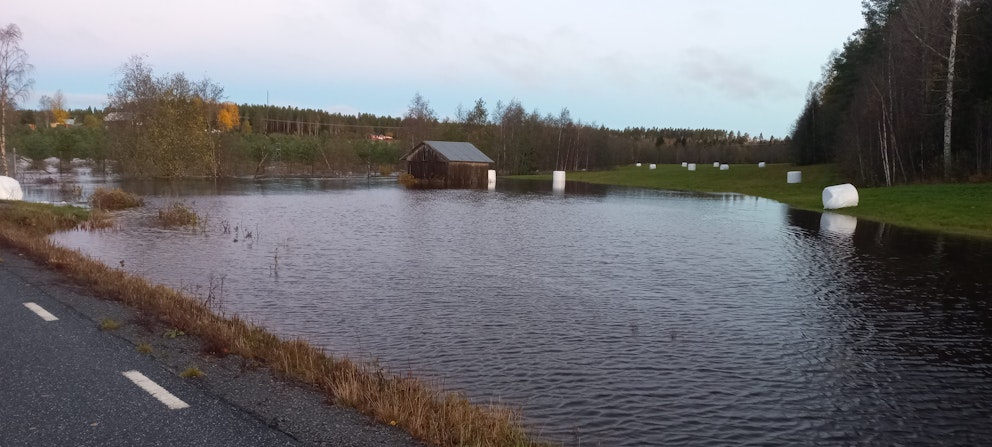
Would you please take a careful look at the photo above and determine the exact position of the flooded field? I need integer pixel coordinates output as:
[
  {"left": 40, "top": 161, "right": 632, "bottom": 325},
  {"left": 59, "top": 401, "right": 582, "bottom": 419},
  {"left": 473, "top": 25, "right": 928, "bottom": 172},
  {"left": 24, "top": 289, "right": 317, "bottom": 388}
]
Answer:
[{"left": 39, "top": 176, "right": 992, "bottom": 446}]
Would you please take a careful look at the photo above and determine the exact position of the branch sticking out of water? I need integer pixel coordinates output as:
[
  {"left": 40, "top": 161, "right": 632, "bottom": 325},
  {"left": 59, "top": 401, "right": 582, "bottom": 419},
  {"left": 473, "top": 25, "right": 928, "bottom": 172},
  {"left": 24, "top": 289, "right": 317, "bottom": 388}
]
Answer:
[{"left": 270, "top": 247, "right": 279, "bottom": 277}]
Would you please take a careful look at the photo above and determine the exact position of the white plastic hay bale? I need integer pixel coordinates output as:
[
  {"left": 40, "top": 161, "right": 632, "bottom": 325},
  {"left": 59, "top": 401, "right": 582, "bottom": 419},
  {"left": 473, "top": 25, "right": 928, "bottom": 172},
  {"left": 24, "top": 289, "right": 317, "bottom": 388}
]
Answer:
[
  {"left": 758, "top": 162, "right": 766, "bottom": 168},
  {"left": 787, "top": 171, "right": 802, "bottom": 183},
  {"left": 713, "top": 162, "right": 720, "bottom": 168},
  {"left": 820, "top": 212, "right": 858, "bottom": 236},
  {"left": 687, "top": 163, "right": 697, "bottom": 171},
  {"left": 681, "top": 162, "right": 688, "bottom": 167},
  {"left": 822, "top": 183, "right": 859, "bottom": 209},
  {"left": 720, "top": 164, "right": 729, "bottom": 170},
  {"left": 0, "top": 176, "right": 24, "bottom": 201},
  {"left": 552, "top": 170, "right": 566, "bottom": 190},
  {"left": 635, "top": 163, "right": 642, "bottom": 167},
  {"left": 649, "top": 164, "right": 656, "bottom": 170}
]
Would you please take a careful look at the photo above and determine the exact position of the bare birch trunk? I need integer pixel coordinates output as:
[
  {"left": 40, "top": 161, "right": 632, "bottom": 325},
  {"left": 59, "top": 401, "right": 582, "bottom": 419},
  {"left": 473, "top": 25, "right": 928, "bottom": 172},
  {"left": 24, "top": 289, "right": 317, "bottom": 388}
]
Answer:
[
  {"left": 0, "top": 97, "right": 7, "bottom": 176},
  {"left": 943, "top": 0, "right": 959, "bottom": 179}
]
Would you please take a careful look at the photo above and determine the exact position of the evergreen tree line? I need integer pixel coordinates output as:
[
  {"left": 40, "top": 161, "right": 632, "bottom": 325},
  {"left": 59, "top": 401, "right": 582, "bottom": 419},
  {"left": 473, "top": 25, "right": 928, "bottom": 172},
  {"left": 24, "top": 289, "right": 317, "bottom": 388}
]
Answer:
[
  {"left": 399, "top": 96, "right": 790, "bottom": 175},
  {"left": 790, "top": 0, "right": 992, "bottom": 185},
  {"left": 7, "top": 58, "right": 792, "bottom": 178}
]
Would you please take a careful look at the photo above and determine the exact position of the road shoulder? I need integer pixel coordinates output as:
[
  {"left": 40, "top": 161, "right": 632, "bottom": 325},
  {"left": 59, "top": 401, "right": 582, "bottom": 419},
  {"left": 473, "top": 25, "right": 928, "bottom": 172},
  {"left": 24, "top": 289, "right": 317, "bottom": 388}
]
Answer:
[{"left": 0, "top": 246, "right": 425, "bottom": 447}]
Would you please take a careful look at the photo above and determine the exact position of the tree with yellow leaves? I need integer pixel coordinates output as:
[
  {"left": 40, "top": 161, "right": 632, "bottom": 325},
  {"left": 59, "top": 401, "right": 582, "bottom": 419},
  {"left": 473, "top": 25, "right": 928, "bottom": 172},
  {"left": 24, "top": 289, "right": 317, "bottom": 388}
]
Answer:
[
  {"left": 40, "top": 89, "right": 69, "bottom": 126},
  {"left": 216, "top": 102, "right": 240, "bottom": 131}
]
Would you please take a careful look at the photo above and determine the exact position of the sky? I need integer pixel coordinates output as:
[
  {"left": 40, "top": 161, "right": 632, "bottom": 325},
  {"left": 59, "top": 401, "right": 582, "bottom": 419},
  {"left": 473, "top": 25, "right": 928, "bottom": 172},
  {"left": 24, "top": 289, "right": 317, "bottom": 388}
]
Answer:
[{"left": 7, "top": 0, "right": 865, "bottom": 138}]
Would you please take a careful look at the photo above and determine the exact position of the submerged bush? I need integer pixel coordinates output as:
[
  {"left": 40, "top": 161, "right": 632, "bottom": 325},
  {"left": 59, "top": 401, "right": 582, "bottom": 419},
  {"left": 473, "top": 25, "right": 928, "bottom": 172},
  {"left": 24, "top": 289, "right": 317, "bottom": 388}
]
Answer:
[
  {"left": 158, "top": 202, "right": 200, "bottom": 227},
  {"left": 90, "top": 187, "right": 144, "bottom": 211},
  {"left": 397, "top": 173, "right": 416, "bottom": 186}
]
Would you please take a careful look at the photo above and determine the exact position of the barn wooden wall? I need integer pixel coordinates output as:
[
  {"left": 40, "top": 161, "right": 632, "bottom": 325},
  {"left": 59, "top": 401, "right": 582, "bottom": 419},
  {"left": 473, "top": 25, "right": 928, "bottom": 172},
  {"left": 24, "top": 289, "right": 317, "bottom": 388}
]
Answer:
[{"left": 406, "top": 147, "right": 490, "bottom": 188}]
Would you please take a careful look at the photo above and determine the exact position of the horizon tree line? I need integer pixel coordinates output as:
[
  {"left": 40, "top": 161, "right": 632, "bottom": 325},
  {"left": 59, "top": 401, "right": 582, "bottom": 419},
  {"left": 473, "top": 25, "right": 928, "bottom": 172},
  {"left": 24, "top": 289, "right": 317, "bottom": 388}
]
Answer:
[{"left": 3, "top": 25, "right": 791, "bottom": 179}]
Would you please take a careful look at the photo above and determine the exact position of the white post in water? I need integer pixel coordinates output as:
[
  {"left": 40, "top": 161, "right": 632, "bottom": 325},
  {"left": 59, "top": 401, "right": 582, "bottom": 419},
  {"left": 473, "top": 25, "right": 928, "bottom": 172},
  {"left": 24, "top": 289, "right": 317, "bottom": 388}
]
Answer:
[
  {"left": 487, "top": 169, "right": 496, "bottom": 190},
  {"left": 552, "top": 170, "right": 566, "bottom": 191}
]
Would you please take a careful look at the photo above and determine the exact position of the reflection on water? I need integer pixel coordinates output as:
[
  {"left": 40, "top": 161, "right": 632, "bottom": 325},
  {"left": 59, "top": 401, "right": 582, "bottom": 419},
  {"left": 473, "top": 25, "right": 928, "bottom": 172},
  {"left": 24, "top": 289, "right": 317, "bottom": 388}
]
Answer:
[
  {"left": 46, "top": 178, "right": 992, "bottom": 446},
  {"left": 819, "top": 212, "right": 858, "bottom": 236}
]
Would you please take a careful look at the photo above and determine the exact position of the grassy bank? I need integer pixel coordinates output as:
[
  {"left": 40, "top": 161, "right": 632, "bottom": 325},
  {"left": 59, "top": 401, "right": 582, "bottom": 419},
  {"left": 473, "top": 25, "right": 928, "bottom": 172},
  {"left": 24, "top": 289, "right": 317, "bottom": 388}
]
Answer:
[
  {"left": 0, "top": 200, "right": 551, "bottom": 447},
  {"left": 513, "top": 164, "right": 992, "bottom": 239}
]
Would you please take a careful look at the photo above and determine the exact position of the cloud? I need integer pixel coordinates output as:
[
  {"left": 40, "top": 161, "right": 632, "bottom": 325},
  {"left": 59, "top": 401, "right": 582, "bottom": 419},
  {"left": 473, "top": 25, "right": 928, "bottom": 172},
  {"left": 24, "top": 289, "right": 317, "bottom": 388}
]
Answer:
[
  {"left": 679, "top": 47, "right": 798, "bottom": 101},
  {"left": 7, "top": 0, "right": 865, "bottom": 137}
]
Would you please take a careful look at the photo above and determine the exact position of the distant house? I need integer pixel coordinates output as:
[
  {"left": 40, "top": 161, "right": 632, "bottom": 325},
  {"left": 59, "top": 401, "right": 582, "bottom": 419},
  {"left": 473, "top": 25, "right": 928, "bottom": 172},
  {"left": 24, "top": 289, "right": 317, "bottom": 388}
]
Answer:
[
  {"left": 49, "top": 118, "right": 76, "bottom": 129},
  {"left": 400, "top": 141, "right": 494, "bottom": 188}
]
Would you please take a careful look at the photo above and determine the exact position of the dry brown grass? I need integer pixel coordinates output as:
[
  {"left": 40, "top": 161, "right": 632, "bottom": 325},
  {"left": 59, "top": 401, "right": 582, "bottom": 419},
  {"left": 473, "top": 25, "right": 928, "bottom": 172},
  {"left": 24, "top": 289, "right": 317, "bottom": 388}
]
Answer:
[
  {"left": 158, "top": 202, "right": 200, "bottom": 227},
  {"left": 0, "top": 201, "right": 552, "bottom": 447},
  {"left": 90, "top": 187, "right": 145, "bottom": 211},
  {"left": 397, "top": 173, "right": 417, "bottom": 186}
]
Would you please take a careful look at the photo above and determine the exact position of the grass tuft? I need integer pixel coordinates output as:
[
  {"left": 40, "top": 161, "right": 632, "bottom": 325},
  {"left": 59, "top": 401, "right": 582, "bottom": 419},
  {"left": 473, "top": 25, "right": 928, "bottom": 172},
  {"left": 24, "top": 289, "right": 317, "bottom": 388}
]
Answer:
[
  {"left": 164, "top": 328, "right": 186, "bottom": 339},
  {"left": 158, "top": 202, "right": 200, "bottom": 227},
  {"left": 137, "top": 343, "right": 153, "bottom": 354},
  {"left": 100, "top": 318, "right": 122, "bottom": 330},
  {"left": 90, "top": 187, "right": 144, "bottom": 211},
  {"left": 180, "top": 366, "right": 205, "bottom": 378}
]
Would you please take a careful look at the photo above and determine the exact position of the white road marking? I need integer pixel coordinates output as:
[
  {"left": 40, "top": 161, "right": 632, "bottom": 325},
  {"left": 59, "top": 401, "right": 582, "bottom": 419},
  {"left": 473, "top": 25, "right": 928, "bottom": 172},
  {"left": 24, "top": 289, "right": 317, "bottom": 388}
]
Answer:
[
  {"left": 122, "top": 370, "right": 190, "bottom": 410},
  {"left": 23, "top": 302, "right": 59, "bottom": 321}
]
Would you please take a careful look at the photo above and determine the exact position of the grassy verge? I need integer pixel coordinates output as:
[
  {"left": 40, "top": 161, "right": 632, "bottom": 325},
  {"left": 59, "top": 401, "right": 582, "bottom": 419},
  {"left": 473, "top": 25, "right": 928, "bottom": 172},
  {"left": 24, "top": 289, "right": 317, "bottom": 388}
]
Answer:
[
  {"left": 0, "top": 200, "right": 551, "bottom": 447},
  {"left": 513, "top": 164, "right": 992, "bottom": 239}
]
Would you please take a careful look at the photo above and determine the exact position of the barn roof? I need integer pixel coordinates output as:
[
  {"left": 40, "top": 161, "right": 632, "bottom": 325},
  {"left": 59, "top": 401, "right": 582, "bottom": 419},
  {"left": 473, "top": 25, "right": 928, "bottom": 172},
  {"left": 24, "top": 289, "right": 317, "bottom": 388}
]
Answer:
[{"left": 409, "top": 141, "right": 494, "bottom": 163}]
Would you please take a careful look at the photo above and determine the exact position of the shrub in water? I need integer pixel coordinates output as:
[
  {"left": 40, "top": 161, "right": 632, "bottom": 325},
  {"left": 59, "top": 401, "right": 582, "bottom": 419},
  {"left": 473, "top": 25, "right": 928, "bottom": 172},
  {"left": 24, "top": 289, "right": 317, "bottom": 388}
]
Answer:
[
  {"left": 90, "top": 188, "right": 144, "bottom": 211},
  {"left": 158, "top": 202, "right": 200, "bottom": 227}
]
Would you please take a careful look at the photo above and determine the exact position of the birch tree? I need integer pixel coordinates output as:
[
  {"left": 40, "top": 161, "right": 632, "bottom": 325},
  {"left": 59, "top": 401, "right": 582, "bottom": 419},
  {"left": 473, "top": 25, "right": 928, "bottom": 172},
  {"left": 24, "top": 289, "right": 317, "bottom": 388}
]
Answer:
[
  {"left": 0, "top": 23, "right": 33, "bottom": 176},
  {"left": 402, "top": 92, "right": 436, "bottom": 149},
  {"left": 107, "top": 55, "right": 224, "bottom": 177},
  {"left": 40, "top": 89, "right": 69, "bottom": 126},
  {"left": 943, "top": 0, "right": 960, "bottom": 179}
]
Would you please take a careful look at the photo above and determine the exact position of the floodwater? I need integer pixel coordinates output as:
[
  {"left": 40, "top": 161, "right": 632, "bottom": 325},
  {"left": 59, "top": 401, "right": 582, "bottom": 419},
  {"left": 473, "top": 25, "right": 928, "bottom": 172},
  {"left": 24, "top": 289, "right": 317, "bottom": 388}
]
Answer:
[{"left": 40, "top": 176, "right": 992, "bottom": 446}]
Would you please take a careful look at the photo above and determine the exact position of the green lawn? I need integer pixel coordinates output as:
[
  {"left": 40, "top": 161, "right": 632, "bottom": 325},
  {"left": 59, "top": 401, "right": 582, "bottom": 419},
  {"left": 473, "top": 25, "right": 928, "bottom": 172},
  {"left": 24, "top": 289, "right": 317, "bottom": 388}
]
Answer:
[{"left": 512, "top": 163, "right": 992, "bottom": 239}]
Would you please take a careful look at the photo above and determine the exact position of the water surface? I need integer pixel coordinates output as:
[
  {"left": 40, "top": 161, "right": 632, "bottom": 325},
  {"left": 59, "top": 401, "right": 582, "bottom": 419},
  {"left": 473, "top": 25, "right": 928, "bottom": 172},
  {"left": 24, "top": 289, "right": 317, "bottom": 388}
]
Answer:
[{"left": 45, "top": 177, "right": 992, "bottom": 446}]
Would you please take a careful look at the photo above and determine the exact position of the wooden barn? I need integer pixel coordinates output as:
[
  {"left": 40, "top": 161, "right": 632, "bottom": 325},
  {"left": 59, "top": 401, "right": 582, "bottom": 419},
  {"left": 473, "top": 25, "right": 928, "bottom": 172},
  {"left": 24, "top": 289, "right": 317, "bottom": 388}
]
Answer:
[{"left": 400, "top": 141, "right": 494, "bottom": 188}]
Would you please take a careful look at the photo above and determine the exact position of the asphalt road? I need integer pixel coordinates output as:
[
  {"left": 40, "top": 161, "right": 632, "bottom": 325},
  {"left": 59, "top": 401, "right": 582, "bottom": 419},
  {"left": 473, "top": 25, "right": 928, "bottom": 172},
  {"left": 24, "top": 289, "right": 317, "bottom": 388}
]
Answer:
[{"left": 0, "top": 247, "right": 425, "bottom": 447}]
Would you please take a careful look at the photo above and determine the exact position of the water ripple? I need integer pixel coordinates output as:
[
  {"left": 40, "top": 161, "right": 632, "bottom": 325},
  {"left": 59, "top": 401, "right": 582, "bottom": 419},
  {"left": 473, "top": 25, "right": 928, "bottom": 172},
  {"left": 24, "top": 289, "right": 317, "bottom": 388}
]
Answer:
[{"left": 48, "top": 179, "right": 992, "bottom": 446}]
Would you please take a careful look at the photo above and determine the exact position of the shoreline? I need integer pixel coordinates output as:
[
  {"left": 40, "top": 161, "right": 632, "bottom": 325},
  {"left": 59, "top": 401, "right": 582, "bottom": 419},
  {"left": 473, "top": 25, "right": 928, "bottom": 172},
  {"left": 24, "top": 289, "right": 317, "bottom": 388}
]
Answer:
[
  {"left": 0, "top": 201, "right": 554, "bottom": 447},
  {"left": 511, "top": 163, "right": 992, "bottom": 240}
]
